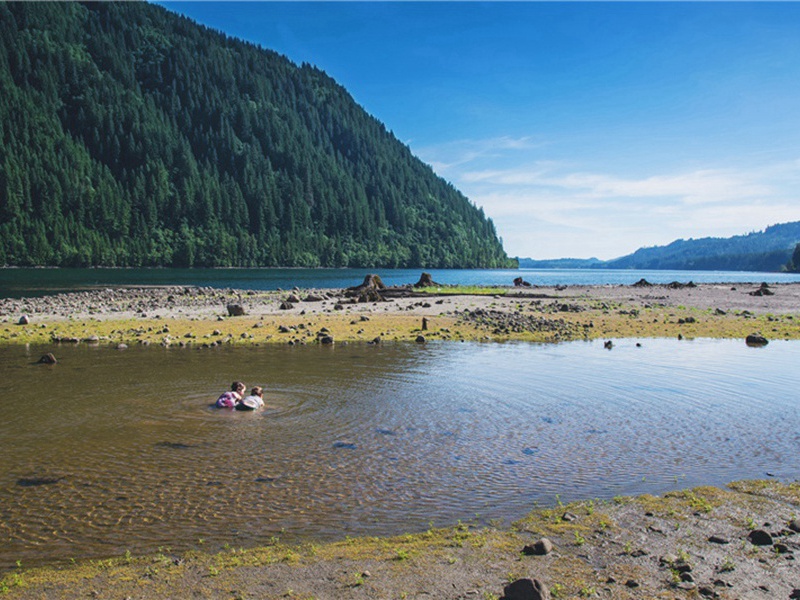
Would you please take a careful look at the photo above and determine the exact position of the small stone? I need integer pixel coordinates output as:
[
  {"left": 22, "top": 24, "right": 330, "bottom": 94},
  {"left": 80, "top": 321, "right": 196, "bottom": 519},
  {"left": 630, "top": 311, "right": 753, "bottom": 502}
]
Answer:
[
  {"left": 625, "top": 580, "right": 639, "bottom": 588},
  {"left": 116, "top": 343, "right": 128, "bottom": 350},
  {"left": 773, "top": 543, "right": 791, "bottom": 554},
  {"left": 788, "top": 520, "right": 800, "bottom": 533},
  {"left": 415, "top": 335, "right": 426, "bottom": 343},
  {"left": 708, "top": 535, "right": 730, "bottom": 544},
  {"left": 37, "top": 353, "right": 57, "bottom": 364},
  {"left": 522, "top": 538, "right": 553, "bottom": 556},
  {"left": 562, "top": 512, "right": 578, "bottom": 522},
  {"left": 279, "top": 302, "right": 294, "bottom": 310},
  {"left": 747, "top": 529, "right": 773, "bottom": 546},
  {"left": 680, "top": 572, "right": 695, "bottom": 583}
]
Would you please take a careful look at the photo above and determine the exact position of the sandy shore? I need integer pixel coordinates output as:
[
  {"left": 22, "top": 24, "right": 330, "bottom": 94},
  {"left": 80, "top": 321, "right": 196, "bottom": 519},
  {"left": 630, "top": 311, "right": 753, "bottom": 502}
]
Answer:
[{"left": 2, "top": 281, "right": 800, "bottom": 598}]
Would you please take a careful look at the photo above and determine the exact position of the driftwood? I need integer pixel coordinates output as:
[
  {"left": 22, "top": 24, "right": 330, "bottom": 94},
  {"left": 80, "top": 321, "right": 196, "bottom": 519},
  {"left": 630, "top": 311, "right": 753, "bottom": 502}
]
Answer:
[
  {"left": 345, "top": 274, "right": 387, "bottom": 302},
  {"left": 413, "top": 272, "right": 442, "bottom": 288}
]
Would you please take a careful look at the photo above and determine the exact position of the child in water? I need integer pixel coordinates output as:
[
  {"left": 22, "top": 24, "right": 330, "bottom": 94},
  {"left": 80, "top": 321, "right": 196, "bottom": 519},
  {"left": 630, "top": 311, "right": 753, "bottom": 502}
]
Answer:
[
  {"left": 215, "top": 381, "right": 246, "bottom": 409},
  {"left": 236, "top": 386, "right": 265, "bottom": 411}
]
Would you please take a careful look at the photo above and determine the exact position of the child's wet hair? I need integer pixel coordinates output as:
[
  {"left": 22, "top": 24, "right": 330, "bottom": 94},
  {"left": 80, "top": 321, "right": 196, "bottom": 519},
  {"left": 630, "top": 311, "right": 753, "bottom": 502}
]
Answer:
[
  {"left": 231, "top": 381, "right": 245, "bottom": 392},
  {"left": 251, "top": 386, "right": 263, "bottom": 396}
]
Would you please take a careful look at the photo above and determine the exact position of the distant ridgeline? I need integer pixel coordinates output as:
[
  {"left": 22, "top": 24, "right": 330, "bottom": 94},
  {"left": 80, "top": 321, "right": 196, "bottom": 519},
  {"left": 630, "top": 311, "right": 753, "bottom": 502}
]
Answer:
[
  {"left": 519, "top": 221, "right": 800, "bottom": 273},
  {"left": 0, "top": 3, "right": 513, "bottom": 268}
]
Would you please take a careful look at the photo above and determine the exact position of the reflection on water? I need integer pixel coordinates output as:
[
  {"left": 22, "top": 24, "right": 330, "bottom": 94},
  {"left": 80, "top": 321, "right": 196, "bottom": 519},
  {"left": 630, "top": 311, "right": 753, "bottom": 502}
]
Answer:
[{"left": 1, "top": 339, "right": 799, "bottom": 569}]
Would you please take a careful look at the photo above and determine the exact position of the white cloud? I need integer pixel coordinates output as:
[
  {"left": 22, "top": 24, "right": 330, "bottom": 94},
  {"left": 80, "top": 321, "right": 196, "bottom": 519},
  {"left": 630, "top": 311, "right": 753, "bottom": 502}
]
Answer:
[{"left": 423, "top": 138, "right": 800, "bottom": 258}]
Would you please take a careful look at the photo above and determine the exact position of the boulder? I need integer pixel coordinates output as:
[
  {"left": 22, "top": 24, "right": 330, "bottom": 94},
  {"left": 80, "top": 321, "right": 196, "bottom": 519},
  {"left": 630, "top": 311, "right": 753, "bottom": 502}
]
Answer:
[
  {"left": 522, "top": 538, "right": 553, "bottom": 556},
  {"left": 304, "top": 294, "right": 324, "bottom": 302},
  {"left": 286, "top": 294, "right": 301, "bottom": 303},
  {"left": 745, "top": 333, "right": 769, "bottom": 347},
  {"left": 415, "top": 335, "right": 426, "bottom": 344},
  {"left": 18, "top": 314, "right": 30, "bottom": 325},
  {"left": 226, "top": 303, "right": 246, "bottom": 316},
  {"left": 279, "top": 302, "right": 294, "bottom": 310},
  {"left": 502, "top": 578, "right": 550, "bottom": 600},
  {"left": 747, "top": 529, "right": 773, "bottom": 546},
  {"left": 632, "top": 278, "right": 652, "bottom": 287}
]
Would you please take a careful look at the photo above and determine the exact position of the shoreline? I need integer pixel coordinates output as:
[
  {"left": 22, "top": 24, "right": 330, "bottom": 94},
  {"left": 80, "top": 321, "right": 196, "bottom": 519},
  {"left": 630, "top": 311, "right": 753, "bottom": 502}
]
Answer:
[
  {"left": 2, "top": 281, "right": 799, "bottom": 349},
  {"left": 3, "top": 479, "right": 799, "bottom": 598}
]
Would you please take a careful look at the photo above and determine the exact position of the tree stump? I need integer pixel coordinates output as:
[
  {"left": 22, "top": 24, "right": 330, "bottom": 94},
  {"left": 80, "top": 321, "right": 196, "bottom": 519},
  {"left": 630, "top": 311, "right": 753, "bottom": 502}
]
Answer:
[{"left": 413, "top": 272, "right": 442, "bottom": 288}]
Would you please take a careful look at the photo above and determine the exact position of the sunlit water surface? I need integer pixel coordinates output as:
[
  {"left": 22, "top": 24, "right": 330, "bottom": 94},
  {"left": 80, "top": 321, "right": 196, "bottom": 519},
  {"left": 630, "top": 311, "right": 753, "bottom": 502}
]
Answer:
[{"left": 1, "top": 339, "right": 798, "bottom": 569}]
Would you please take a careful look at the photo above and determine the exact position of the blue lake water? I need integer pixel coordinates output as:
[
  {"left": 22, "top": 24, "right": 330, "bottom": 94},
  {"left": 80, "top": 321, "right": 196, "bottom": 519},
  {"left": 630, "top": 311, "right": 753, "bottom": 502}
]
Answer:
[{"left": 2, "top": 267, "right": 800, "bottom": 298}]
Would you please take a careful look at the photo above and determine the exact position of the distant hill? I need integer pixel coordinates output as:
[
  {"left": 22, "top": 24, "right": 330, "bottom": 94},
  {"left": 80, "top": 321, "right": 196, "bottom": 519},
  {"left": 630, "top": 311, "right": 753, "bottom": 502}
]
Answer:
[
  {"left": 0, "top": 2, "right": 513, "bottom": 268},
  {"left": 518, "top": 221, "right": 800, "bottom": 272},
  {"left": 517, "top": 257, "right": 603, "bottom": 269}
]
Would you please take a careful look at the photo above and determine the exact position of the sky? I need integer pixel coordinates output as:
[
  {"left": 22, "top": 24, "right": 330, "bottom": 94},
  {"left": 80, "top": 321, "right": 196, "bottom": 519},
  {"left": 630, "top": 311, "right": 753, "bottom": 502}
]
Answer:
[{"left": 159, "top": 1, "right": 800, "bottom": 260}]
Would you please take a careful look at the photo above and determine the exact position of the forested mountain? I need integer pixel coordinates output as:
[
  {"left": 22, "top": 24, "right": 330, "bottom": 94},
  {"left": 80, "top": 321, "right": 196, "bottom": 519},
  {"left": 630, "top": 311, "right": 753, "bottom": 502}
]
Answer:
[
  {"left": 518, "top": 221, "right": 800, "bottom": 272},
  {"left": 603, "top": 222, "right": 800, "bottom": 272},
  {"left": 0, "top": 2, "right": 513, "bottom": 268}
]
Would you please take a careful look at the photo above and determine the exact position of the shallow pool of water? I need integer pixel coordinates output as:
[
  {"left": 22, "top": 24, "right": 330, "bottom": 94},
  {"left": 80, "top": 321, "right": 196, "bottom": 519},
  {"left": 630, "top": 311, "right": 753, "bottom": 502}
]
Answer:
[{"left": 1, "top": 339, "right": 798, "bottom": 569}]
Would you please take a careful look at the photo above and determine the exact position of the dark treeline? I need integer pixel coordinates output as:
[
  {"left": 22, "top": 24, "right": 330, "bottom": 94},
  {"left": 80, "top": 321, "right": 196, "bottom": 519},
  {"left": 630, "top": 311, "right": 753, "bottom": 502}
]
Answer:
[
  {"left": 0, "top": 2, "right": 513, "bottom": 268},
  {"left": 603, "top": 222, "right": 800, "bottom": 272}
]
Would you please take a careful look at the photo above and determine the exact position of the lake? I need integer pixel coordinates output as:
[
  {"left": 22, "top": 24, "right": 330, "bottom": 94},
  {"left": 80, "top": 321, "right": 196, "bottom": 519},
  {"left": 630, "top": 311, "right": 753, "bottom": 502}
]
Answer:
[
  {"left": 2, "top": 267, "right": 800, "bottom": 298},
  {"left": 1, "top": 338, "right": 798, "bottom": 570}
]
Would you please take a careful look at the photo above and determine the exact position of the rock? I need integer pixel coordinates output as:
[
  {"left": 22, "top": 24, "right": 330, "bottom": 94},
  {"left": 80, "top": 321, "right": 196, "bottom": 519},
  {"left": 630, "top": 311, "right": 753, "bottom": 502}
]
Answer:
[
  {"left": 745, "top": 333, "right": 769, "bottom": 346},
  {"left": 226, "top": 303, "right": 245, "bottom": 316},
  {"left": 788, "top": 520, "right": 800, "bottom": 533},
  {"left": 304, "top": 294, "right": 323, "bottom": 302},
  {"left": 319, "top": 335, "right": 334, "bottom": 345},
  {"left": 562, "top": 512, "right": 578, "bottom": 522},
  {"left": 18, "top": 314, "right": 30, "bottom": 325},
  {"left": 37, "top": 353, "right": 57, "bottom": 364},
  {"left": 632, "top": 278, "right": 652, "bottom": 287},
  {"left": 279, "top": 302, "right": 294, "bottom": 310},
  {"left": 278, "top": 325, "right": 291, "bottom": 333},
  {"left": 708, "top": 535, "right": 730, "bottom": 544},
  {"left": 501, "top": 578, "right": 549, "bottom": 600},
  {"left": 333, "top": 303, "right": 344, "bottom": 310},
  {"left": 415, "top": 335, "right": 426, "bottom": 343},
  {"left": 116, "top": 343, "right": 128, "bottom": 350},
  {"left": 286, "top": 294, "right": 301, "bottom": 303},
  {"left": 773, "top": 543, "right": 791, "bottom": 554},
  {"left": 368, "top": 336, "right": 381, "bottom": 345},
  {"left": 749, "top": 282, "right": 774, "bottom": 297},
  {"left": 604, "top": 340, "right": 613, "bottom": 349},
  {"left": 747, "top": 529, "right": 773, "bottom": 546},
  {"left": 522, "top": 538, "right": 553, "bottom": 556},
  {"left": 513, "top": 277, "right": 532, "bottom": 287},
  {"left": 625, "top": 580, "right": 640, "bottom": 588}
]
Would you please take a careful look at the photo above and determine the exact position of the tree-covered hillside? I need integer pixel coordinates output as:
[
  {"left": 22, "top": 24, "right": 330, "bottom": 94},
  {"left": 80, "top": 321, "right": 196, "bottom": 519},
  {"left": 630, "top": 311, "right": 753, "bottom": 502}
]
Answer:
[
  {"left": 0, "top": 2, "right": 513, "bottom": 268},
  {"left": 603, "top": 222, "right": 800, "bottom": 272}
]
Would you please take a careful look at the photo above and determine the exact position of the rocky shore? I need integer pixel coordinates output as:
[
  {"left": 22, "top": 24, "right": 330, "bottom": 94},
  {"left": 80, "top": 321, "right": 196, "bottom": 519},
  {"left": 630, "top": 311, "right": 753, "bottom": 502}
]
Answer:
[
  {"left": 4, "top": 480, "right": 800, "bottom": 599},
  {"left": 1, "top": 280, "right": 799, "bottom": 348}
]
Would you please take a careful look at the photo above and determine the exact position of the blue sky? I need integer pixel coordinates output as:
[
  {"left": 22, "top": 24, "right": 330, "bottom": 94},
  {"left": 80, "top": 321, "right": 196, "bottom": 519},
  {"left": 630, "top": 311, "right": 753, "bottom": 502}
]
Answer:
[{"left": 159, "top": 2, "right": 800, "bottom": 260}]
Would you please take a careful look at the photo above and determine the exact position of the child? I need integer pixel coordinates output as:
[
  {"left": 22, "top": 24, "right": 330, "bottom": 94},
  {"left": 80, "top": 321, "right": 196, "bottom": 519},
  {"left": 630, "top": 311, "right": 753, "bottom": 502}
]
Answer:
[
  {"left": 236, "top": 386, "right": 265, "bottom": 411},
  {"left": 215, "top": 381, "right": 246, "bottom": 409}
]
